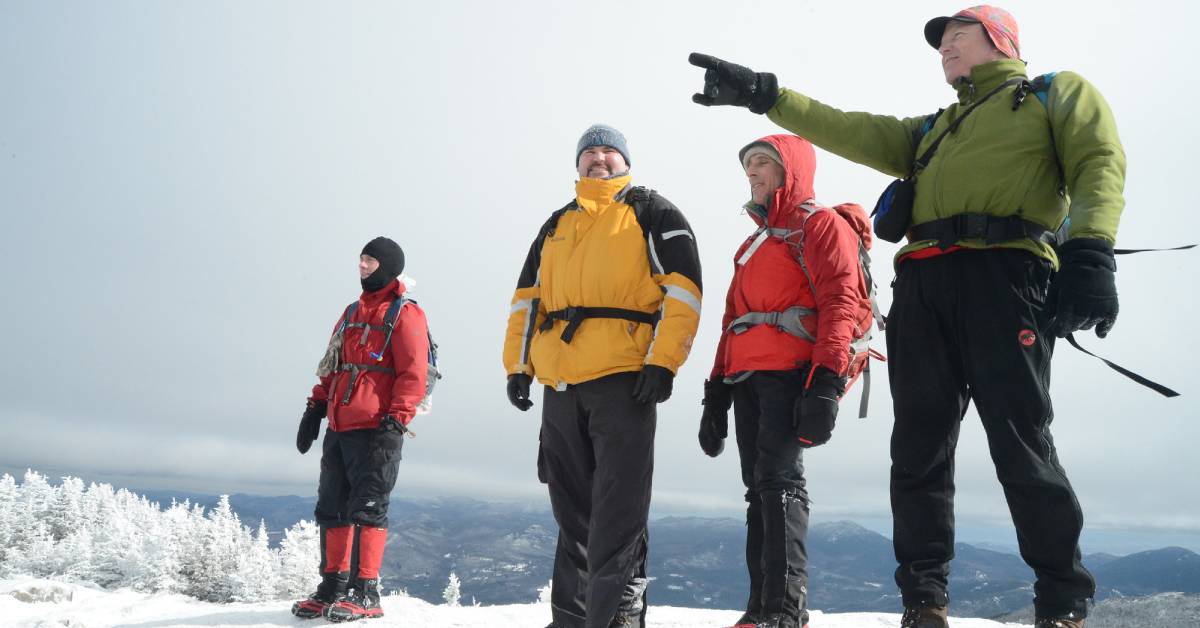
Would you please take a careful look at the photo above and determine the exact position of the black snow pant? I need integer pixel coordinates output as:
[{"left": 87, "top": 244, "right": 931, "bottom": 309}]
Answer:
[
  {"left": 733, "top": 371, "right": 810, "bottom": 626},
  {"left": 315, "top": 421, "right": 405, "bottom": 527},
  {"left": 538, "top": 371, "right": 655, "bottom": 628},
  {"left": 887, "top": 249, "right": 1094, "bottom": 619},
  {"left": 314, "top": 421, "right": 404, "bottom": 578}
]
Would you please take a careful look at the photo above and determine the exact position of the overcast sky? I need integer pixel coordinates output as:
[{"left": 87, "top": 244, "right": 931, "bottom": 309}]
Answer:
[{"left": 2, "top": 1, "right": 1197, "bottom": 554}]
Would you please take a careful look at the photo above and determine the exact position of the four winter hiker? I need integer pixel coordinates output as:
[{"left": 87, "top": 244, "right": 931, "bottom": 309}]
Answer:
[
  {"left": 689, "top": 4, "right": 1123, "bottom": 628},
  {"left": 291, "top": 237, "right": 430, "bottom": 623},
  {"left": 699, "top": 134, "right": 876, "bottom": 628},
  {"left": 279, "top": 4, "right": 1138, "bottom": 626},
  {"left": 502, "top": 124, "right": 703, "bottom": 628}
]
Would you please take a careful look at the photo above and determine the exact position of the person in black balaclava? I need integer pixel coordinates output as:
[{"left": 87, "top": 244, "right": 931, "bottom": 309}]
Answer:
[
  {"left": 291, "top": 236, "right": 430, "bottom": 623},
  {"left": 360, "top": 236, "right": 405, "bottom": 293}
]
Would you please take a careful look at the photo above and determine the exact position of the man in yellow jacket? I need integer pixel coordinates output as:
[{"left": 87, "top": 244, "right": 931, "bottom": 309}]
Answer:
[{"left": 502, "top": 124, "right": 703, "bottom": 628}]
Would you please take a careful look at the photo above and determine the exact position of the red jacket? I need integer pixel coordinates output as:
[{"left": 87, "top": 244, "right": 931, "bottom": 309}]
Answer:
[
  {"left": 711, "top": 134, "right": 873, "bottom": 381},
  {"left": 311, "top": 279, "right": 429, "bottom": 431}
]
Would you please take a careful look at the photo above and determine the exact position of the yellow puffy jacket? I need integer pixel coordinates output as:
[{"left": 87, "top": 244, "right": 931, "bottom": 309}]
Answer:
[{"left": 503, "top": 175, "right": 703, "bottom": 389}]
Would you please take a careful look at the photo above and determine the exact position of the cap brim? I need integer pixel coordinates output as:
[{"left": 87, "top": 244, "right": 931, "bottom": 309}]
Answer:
[{"left": 923, "top": 15, "right": 980, "bottom": 49}]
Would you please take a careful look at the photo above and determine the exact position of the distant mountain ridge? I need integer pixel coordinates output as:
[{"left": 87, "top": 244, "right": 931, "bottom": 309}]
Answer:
[{"left": 135, "top": 490, "right": 1200, "bottom": 619}]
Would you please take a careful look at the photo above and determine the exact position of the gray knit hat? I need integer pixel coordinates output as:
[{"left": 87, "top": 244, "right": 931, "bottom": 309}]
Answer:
[
  {"left": 576, "top": 124, "right": 631, "bottom": 167},
  {"left": 739, "top": 141, "right": 783, "bottom": 170}
]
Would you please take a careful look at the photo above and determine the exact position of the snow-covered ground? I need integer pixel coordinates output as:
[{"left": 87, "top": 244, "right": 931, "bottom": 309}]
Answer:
[{"left": 0, "top": 577, "right": 1031, "bottom": 627}]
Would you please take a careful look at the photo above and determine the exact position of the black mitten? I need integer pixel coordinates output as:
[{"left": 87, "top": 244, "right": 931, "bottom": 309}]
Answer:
[
  {"left": 794, "top": 367, "right": 844, "bottom": 448},
  {"left": 1047, "top": 238, "right": 1118, "bottom": 338},
  {"left": 506, "top": 374, "right": 534, "bottom": 411},
  {"left": 296, "top": 399, "right": 327, "bottom": 454},
  {"left": 688, "top": 53, "right": 780, "bottom": 114},
  {"left": 699, "top": 379, "right": 733, "bottom": 457}
]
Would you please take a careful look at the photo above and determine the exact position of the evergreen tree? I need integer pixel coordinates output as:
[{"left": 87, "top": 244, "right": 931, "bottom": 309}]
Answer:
[
  {"left": 230, "top": 520, "right": 278, "bottom": 602},
  {"left": 277, "top": 519, "right": 321, "bottom": 599},
  {"left": 443, "top": 572, "right": 462, "bottom": 607}
]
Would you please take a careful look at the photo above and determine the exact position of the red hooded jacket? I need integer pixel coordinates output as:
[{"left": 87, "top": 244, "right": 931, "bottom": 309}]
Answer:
[
  {"left": 711, "top": 134, "right": 873, "bottom": 381},
  {"left": 311, "top": 279, "right": 429, "bottom": 431}
]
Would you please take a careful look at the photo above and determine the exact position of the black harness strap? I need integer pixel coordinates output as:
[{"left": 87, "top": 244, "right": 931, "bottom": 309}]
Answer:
[
  {"left": 1065, "top": 334, "right": 1180, "bottom": 398},
  {"left": 1114, "top": 244, "right": 1197, "bottom": 255},
  {"left": 540, "top": 307, "right": 659, "bottom": 343},
  {"left": 335, "top": 296, "right": 411, "bottom": 404},
  {"left": 337, "top": 363, "right": 397, "bottom": 404},
  {"left": 908, "top": 213, "right": 1058, "bottom": 250}
]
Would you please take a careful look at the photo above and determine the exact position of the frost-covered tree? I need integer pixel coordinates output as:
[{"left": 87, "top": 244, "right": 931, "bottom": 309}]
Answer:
[
  {"left": 443, "top": 572, "right": 462, "bottom": 607},
  {"left": 537, "top": 579, "right": 552, "bottom": 604},
  {"left": 138, "top": 500, "right": 184, "bottom": 593},
  {"left": 46, "top": 475, "right": 84, "bottom": 541},
  {"left": 0, "top": 473, "right": 21, "bottom": 572},
  {"left": 0, "top": 471, "right": 344, "bottom": 605},
  {"left": 277, "top": 519, "right": 321, "bottom": 599},
  {"left": 188, "top": 495, "right": 245, "bottom": 602},
  {"left": 230, "top": 520, "right": 278, "bottom": 602}
]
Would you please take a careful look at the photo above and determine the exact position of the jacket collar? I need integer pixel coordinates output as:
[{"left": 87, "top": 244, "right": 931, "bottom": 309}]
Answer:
[
  {"left": 575, "top": 174, "right": 632, "bottom": 214},
  {"left": 952, "top": 58, "right": 1028, "bottom": 105},
  {"left": 360, "top": 278, "right": 405, "bottom": 307}
]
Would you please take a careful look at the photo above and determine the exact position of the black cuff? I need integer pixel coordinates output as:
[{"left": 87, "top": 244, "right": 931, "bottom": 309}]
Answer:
[
  {"left": 749, "top": 73, "right": 779, "bottom": 114},
  {"left": 807, "top": 366, "right": 846, "bottom": 397},
  {"left": 1059, "top": 237, "right": 1116, "bottom": 267}
]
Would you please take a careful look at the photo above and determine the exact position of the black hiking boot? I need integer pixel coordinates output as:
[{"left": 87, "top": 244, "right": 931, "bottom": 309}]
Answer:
[
  {"left": 1034, "top": 616, "right": 1085, "bottom": 628},
  {"left": 323, "top": 577, "right": 383, "bottom": 622},
  {"left": 291, "top": 571, "right": 349, "bottom": 619},
  {"left": 899, "top": 604, "right": 949, "bottom": 628}
]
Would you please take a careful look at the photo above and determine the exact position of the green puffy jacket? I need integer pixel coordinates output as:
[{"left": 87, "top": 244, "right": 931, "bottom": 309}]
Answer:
[{"left": 766, "top": 58, "right": 1126, "bottom": 267}]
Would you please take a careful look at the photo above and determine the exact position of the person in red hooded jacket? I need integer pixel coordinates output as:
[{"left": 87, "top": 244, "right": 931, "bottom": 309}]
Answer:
[
  {"left": 699, "top": 135, "right": 873, "bottom": 628},
  {"left": 290, "top": 236, "right": 430, "bottom": 623}
]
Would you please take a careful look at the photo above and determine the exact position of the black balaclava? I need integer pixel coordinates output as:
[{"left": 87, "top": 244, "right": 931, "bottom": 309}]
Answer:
[{"left": 360, "top": 236, "right": 404, "bottom": 293}]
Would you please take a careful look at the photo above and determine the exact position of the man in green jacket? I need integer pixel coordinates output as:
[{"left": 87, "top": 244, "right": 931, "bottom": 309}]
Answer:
[{"left": 689, "top": 6, "right": 1123, "bottom": 628}]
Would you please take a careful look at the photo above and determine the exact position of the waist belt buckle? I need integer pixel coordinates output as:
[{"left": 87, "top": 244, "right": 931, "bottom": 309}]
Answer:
[
  {"left": 765, "top": 311, "right": 781, "bottom": 329},
  {"left": 960, "top": 213, "right": 989, "bottom": 240},
  {"left": 561, "top": 306, "right": 580, "bottom": 322}
]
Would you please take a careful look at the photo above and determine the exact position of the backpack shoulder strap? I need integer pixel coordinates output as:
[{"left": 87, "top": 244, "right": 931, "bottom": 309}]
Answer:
[
  {"left": 340, "top": 302, "right": 360, "bottom": 332},
  {"left": 1022, "top": 72, "right": 1066, "bottom": 198},
  {"left": 543, "top": 202, "right": 576, "bottom": 238},
  {"left": 369, "top": 296, "right": 410, "bottom": 362},
  {"left": 382, "top": 296, "right": 410, "bottom": 331},
  {"left": 1030, "top": 72, "right": 1057, "bottom": 108},
  {"left": 624, "top": 185, "right": 657, "bottom": 241},
  {"left": 915, "top": 108, "right": 946, "bottom": 144}
]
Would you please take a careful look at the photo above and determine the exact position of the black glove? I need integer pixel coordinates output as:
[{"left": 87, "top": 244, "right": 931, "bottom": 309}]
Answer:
[
  {"left": 699, "top": 379, "right": 733, "bottom": 457},
  {"left": 688, "top": 53, "right": 780, "bottom": 114},
  {"left": 794, "top": 366, "right": 844, "bottom": 448},
  {"left": 633, "top": 365, "right": 675, "bottom": 404},
  {"left": 296, "top": 399, "right": 327, "bottom": 454},
  {"left": 506, "top": 374, "right": 534, "bottom": 411},
  {"left": 1047, "top": 238, "right": 1119, "bottom": 339}
]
